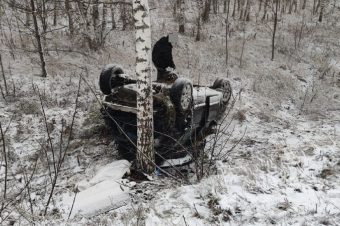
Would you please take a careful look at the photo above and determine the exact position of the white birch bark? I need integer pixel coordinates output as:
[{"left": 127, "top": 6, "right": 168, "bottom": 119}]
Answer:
[{"left": 132, "top": 0, "right": 154, "bottom": 173}]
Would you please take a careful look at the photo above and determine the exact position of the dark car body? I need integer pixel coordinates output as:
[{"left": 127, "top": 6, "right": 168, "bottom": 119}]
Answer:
[{"left": 99, "top": 65, "right": 232, "bottom": 166}]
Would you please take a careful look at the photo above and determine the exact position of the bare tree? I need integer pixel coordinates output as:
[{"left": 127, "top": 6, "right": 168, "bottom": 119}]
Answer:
[
  {"left": 225, "top": 0, "right": 231, "bottom": 66},
  {"left": 262, "top": 0, "right": 268, "bottom": 20},
  {"left": 132, "top": 0, "right": 154, "bottom": 173},
  {"left": 212, "top": 0, "right": 219, "bottom": 13},
  {"left": 232, "top": 0, "right": 237, "bottom": 18},
  {"left": 272, "top": 0, "right": 279, "bottom": 61},
  {"left": 0, "top": 122, "right": 8, "bottom": 215},
  {"left": 37, "top": 0, "right": 48, "bottom": 33},
  {"left": 121, "top": 0, "right": 128, "bottom": 30},
  {"left": 196, "top": 16, "right": 201, "bottom": 41},
  {"left": 30, "top": 0, "right": 47, "bottom": 77},
  {"left": 110, "top": 3, "right": 116, "bottom": 29},
  {"left": 65, "top": 0, "right": 74, "bottom": 36},
  {"left": 202, "top": 0, "right": 212, "bottom": 22},
  {"left": 101, "top": 3, "right": 107, "bottom": 43},
  {"left": 246, "top": 0, "right": 251, "bottom": 21},
  {"left": 318, "top": 0, "right": 325, "bottom": 22},
  {"left": 178, "top": 0, "right": 185, "bottom": 33},
  {"left": 53, "top": 0, "right": 58, "bottom": 26},
  {"left": 259, "top": 0, "right": 263, "bottom": 12},
  {"left": 312, "top": 0, "right": 318, "bottom": 14},
  {"left": 25, "top": 0, "right": 31, "bottom": 26},
  {"left": 0, "top": 54, "right": 8, "bottom": 95},
  {"left": 92, "top": 0, "right": 99, "bottom": 41}
]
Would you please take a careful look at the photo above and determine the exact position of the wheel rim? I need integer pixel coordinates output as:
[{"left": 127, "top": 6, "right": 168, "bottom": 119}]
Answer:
[
  {"left": 180, "top": 84, "right": 192, "bottom": 110},
  {"left": 221, "top": 81, "right": 231, "bottom": 102}
]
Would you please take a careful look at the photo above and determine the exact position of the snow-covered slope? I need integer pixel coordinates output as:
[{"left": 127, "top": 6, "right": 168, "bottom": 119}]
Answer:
[{"left": 0, "top": 0, "right": 339, "bottom": 225}]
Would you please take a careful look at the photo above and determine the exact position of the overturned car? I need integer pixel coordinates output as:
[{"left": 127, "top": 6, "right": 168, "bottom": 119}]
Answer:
[{"left": 99, "top": 64, "right": 232, "bottom": 166}]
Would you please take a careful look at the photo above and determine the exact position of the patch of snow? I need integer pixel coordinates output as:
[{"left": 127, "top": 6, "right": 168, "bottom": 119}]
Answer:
[
  {"left": 77, "top": 160, "right": 131, "bottom": 191},
  {"left": 60, "top": 160, "right": 132, "bottom": 218}
]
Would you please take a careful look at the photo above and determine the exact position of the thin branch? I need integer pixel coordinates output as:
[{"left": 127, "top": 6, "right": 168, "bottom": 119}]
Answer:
[{"left": 0, "top": 121, "right": 8, "bottom": 215}]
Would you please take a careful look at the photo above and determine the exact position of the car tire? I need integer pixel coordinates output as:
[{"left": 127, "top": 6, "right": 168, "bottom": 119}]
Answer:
[
  {"left": 212, "top": 78, "right": 232, "bottom": 112},
  {"left": 170, "top": 78, "right": 193, "bottom": 114},
  {"left": 99, "top": 64, "right": 125, "bottom": 95}
]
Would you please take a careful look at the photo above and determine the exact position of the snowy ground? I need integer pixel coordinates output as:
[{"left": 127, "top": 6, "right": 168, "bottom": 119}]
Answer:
[{"left": 1, "top": 0, "right": 340, "bottom": 225}]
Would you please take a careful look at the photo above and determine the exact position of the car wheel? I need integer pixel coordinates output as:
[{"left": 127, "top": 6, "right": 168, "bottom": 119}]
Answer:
[
  {"left": 99, "top": 64, "right": 125, "bottom": 95},
  {"left": 170, "top": 78, "right": 193, "bottom": 114},
  {"left": 212, "top": 78, "right": 232, "bottom": 112}
]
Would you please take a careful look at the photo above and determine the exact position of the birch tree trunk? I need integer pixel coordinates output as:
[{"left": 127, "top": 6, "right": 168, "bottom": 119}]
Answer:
[{"left": 132, "top": 0, "right": 154, "bottom": 173}]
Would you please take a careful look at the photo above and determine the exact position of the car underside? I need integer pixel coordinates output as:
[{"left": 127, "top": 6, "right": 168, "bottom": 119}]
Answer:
[{"left": 99, "top": 64, "right": 232, "bottom": 166}]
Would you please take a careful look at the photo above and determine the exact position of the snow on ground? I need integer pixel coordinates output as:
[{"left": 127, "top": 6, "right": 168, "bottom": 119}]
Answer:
[
  {"left": 59, "top": 160, "right": 132, "bottom": 218},
  {"left": 0, "top": 0, "right": 339, "bottom": 225}
]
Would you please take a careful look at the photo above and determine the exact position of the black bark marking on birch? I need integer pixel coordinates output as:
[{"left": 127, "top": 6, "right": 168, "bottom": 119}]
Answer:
[
  {"left": 133, "top": 4, "right": 145, "bottom": 13},
  {"left": 136, "top": 57, "right": 147, "bottom": 63},
  {"left": 142, "top": 46, "right": 150, "bottom": 52},
  {"left": 136, "top": 37, "right": 145, "bottom": 43},
  {"left": 135, "top": 23, "right": 150, "bottom": 31}
]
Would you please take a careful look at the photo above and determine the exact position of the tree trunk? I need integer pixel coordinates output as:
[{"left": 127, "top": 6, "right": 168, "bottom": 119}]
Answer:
[
  {"left": 132, "top": 0, "right": 154, "bottom": 173},
  {"left": 111, "top": 4, "right": 116, "bottom": 29},
  {"left": 232, "top": 0, "right": 237, "bottom": 18},
  {"left": 25, "top": 0, "right": 31, "bottom": 26},
  {"left": 30, "top": 0, "right": 47, "bottom": 77},
  {"left": 271, "top": 0, "right": 278, "bottom": 61},
  {"left": 101, "top": 3, "right": 107, "bottom": 44},
  {"left": 202, "top": 0, "right": 211, "bottom": 22},
  {"left": 0, "top": 54, "right": 8, "bottom": 95},
  {"left": 239, "top": 0, "right": 244, "bottom": 20},
  {"left": 121, "top": 1, "right": 127, "bottom": 30},
  {"left": 178, "top": 0, "right": 185, "bottom": 33},
  {"left": 262, "top": 0, "right": 268, "bottom": 20},
  {"left": 41, "top": 0, "right": 47, "bottom": 33},
  {"left": 312, "top": 0, "right": 317, "bottom": 14},
  {"left": 196, "top": 17, "right": 201, "bottom": 41},
  {"left": 225, "top": 0, "right": 231, "bottom": 66},
  {"left": 92, "top": 0, "right": 99, "bottom": 33},
  {"left": 293, "top": 0, "right": 298, "bottom": 12},
  {"left": 245, "top": 0, "right": 251, "bottom": 21},
  {"left": 259, "top": 0, "right": 263, "bottom": 13},
  {"left": 213, "top": 0, "right": 218, "bottom": 13},
  {"left": 53, "top": 0, "right": 58, "bottom": 26},
  {"left": 65, "top": 0, "right": 74, "bottom": 36},
  {"left": 318, "top": 0, "right": 325, "bottom": 22}
]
